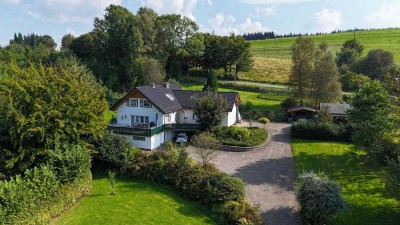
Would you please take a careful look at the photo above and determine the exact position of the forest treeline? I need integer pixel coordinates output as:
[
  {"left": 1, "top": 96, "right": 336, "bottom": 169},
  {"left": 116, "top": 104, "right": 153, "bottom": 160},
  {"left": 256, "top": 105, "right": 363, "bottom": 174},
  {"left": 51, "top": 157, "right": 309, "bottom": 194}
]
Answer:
[{"left": 1, "top": 5, "right": 252, "bottom": 92}]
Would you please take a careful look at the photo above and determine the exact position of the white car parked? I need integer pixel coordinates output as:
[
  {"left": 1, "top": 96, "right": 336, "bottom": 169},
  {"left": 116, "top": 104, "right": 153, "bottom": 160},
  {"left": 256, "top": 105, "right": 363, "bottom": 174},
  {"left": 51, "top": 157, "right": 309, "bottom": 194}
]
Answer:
[{"left": 176, "top": 133, "right": 188, "bottom": 143}]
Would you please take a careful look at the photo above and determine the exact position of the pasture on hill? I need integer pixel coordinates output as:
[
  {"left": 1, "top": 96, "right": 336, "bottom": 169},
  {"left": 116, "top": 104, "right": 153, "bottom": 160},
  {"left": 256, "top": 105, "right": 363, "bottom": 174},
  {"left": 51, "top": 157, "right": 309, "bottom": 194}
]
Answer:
[{"left": 241, "top": 28, "right": 400, "bottom": 84}]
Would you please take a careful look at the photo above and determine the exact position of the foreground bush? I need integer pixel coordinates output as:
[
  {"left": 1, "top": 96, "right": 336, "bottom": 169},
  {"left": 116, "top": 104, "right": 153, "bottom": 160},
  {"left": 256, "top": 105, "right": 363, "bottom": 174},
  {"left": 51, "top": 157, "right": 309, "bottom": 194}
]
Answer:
[
  {"left": 297, "top": 172, "right": 347, "bottom": 225},
  {"left": 291, "top": 121, "right": 351, "bottom": 141},
  {"left": 47, "top": 144, "right": 91, "bottom": 184},
  {"left": 125, "top": 148, "right": 263, "bottom": 224},
  {"left": 96, "top": 133, "right": 139, "bottom": 171},
  {"left": 0, "top": 166, "right": 92, "bottom": 225},
  {"left": 212, "top": 126, "right": 268, "bottom": 147}
]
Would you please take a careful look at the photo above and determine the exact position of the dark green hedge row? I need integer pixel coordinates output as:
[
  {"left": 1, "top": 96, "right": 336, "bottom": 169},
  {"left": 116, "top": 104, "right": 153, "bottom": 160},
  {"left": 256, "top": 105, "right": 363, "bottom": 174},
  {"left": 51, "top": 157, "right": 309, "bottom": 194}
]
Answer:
[
  {"left": 212, "top": 126, "right": 268, "bottom": 147},
  {"left": 291, "top": 121, "right": 351, "bottom": 141},
  {"left": 122, "top": 148, "right": 264, "bottom": 225},
  {"left": 0, "top": 144, "right": 92, "bottom": 225},
  {"left": 219, "top": 82, "right": 289, "bottom": 94}
]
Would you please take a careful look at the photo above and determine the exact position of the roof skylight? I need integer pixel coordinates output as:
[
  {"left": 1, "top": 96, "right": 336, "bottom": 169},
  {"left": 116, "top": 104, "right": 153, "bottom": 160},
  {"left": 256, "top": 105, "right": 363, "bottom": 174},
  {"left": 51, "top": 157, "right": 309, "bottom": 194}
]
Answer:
[{"left": 165, "top": 93, "right": 175, "bottom": 101}]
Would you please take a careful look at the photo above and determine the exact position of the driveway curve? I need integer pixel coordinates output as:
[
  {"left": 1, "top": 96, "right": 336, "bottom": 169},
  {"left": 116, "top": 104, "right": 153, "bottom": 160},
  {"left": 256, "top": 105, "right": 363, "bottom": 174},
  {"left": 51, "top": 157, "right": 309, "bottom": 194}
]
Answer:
[{"left": 186, "top": 122, "right": 302, "bottom": 225}]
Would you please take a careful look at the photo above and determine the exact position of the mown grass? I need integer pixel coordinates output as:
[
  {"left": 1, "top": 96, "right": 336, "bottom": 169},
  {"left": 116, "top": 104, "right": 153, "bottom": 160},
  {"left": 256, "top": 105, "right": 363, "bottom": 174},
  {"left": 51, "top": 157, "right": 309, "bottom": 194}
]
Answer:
[
  {"left": 291, "top": 138, "right": 400, "bottom": 225},
  {"left": 54, "top": 175, "right": 217, "bottom": 225},
  {"left": 181, "top": 83, "right": 285, "bottom": 112},
  {"left": 247, "top": 28, "right": 400, "bottom": 84},
  {"left": 250, "top": 28, "right": 400, "bottom": 61}
]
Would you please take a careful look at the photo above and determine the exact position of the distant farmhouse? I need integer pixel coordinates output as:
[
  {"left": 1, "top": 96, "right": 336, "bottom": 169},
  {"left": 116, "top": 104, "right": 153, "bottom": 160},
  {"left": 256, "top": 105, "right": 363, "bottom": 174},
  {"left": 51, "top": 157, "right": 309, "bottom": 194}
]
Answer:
[{"left": 109, "top": 83, "right": 241, "bottom": 150}]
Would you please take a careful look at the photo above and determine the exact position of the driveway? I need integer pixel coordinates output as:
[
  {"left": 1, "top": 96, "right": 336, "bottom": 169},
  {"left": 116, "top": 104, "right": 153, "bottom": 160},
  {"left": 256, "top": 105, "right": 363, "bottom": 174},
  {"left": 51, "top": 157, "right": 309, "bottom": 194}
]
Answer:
[{"left": 186, "top": 122, "right": 302, "bottom": 225}]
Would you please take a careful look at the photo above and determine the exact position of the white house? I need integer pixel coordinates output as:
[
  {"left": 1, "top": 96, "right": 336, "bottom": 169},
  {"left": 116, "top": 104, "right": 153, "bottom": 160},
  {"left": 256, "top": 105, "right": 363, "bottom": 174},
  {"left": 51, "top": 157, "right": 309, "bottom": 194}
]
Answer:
[{"left": 109, "top": 83, "right": 241, "bottom": 150}]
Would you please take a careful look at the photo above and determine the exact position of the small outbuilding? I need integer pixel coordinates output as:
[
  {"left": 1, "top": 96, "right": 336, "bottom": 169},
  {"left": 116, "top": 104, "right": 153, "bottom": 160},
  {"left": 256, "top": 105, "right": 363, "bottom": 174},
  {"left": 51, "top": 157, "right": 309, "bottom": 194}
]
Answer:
[
  {"left": 287, "top": 106, "right": 318, "bottom": 122},
  {"left": 319, "top": 103, "right": 350, "bottom": 123}
]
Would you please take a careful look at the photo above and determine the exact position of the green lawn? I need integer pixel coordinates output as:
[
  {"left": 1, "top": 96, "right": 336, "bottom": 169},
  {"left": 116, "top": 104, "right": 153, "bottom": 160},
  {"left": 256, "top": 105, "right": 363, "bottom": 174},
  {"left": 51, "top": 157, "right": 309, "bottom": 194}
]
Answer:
[
  {"left": 292, "top": 138, "right": 400, "bottom": 225},
  {"left": 181, "top": 83, "right": 285, "bottom": 113},
  {"left": 54, "top": 176, "right": 217, "bottom": 225},
  {"left": 250, "top": 28, "right": 400, "bottom": 61},
  {"left": 243, "top": 28, "right": 400, "bottom": 83}
]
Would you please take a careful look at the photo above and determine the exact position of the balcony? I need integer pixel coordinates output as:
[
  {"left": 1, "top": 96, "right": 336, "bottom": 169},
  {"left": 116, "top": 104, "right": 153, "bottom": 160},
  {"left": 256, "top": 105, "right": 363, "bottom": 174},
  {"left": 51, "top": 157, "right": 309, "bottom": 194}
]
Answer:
[{"left": 107, "top": 124, "right": 164, "bottom": 137}]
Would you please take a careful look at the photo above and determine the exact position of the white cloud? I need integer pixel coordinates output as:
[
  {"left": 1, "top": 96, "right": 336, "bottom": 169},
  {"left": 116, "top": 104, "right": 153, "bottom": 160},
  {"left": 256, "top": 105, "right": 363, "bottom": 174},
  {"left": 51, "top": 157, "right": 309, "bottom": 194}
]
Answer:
[
  {"left": 255, "top": 6, "right": 277, "bottom": 16},
  {"left": 0, "top": 0, "right": 20, "bottom": 4},
  {"left": 307, "top": 9, "right": 342, "bottom": 33},
  {"left": 208, "top": 13, "right": 269, "bottom": 35},
  {"left": 241, "top": 0, "right": 316, "bottom": 5},
  {"left": 365, "top": 1, "right": 400, "bottom": 28},
  {"left": 141, "top": 0, "right": 198, "bottom": 20},
  {"left": 23, "top": 0, "right": 122, "bottom": 23}
]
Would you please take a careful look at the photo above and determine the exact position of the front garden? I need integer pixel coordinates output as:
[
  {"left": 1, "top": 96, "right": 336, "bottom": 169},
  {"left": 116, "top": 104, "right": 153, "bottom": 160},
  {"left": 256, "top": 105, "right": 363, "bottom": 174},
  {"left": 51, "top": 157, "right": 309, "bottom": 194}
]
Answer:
[
  {"left": 292, "top": 138, "right": 400, "bottom": 225},
  {"left": 54, "top": 175, "right": 217, "bottom": 225}
]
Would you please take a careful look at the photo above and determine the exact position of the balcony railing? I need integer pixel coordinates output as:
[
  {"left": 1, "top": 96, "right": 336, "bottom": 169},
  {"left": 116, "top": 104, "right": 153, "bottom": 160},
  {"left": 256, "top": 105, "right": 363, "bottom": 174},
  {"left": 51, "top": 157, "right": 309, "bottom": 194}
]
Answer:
[
  {"left": 108, "top": 123, "right": 200, "bottom": 136},
  {"left": 164, "top": 123, "right": 201, "bottom": 131},
  {"left": 108, "top": 124, "right": 164, "bottom": 137}
]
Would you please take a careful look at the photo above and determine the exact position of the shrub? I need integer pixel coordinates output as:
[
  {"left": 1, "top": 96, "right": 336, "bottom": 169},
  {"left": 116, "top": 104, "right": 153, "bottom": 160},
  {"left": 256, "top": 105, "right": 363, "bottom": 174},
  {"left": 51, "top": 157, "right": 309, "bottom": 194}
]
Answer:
[
  {"left": 220, "top": 198, "right": 264, "bottom": 225},
  {"left": 297, "top": 172, "right": 347, "bottom": 225},
  {"left": 384, "top": 157, "right": 400, "bottom": 200},
  {"left": 212, "top": 126, "right": 268, "bottom": 147},
  {"left": 46, "top": 144, "right": 91, "bottom": 184},
  {"left": 340, "top": 71, "right": 370, "bottom": 92},
  {"left": 291, "top": 121, "right": 350, "bottom": 141},
  {"left": 258, "top": 117, "right": 270, "bottom": 128},
  {"left": 281, "top": 97, "right": 297, "bottom": 110},
  {"left": 97, "top": 133, "right": 139, "bottom": 171}
]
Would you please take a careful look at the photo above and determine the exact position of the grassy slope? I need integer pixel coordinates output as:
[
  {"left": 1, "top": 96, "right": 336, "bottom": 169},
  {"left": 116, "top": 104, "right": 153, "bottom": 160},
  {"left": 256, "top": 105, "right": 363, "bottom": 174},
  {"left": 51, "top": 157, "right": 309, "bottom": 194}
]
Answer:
[
  {"left": 181, "top": 83, "right": 285, "bottom": 112},
  {"left": 54, "top": 176, "right": 217, "bottom": 225},
  {"left": 291, "top": 138, "right": 400, "bottom": 225},
  {"left": 242, "top": 28, "right": 400, "bottom": 83}
]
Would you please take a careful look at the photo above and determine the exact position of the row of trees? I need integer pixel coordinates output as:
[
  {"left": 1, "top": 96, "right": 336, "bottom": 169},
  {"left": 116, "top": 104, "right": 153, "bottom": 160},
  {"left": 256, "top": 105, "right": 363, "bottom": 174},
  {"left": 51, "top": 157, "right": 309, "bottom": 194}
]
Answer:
[{"left": 60, "top": 5, "right": 251, "bottom": 92}]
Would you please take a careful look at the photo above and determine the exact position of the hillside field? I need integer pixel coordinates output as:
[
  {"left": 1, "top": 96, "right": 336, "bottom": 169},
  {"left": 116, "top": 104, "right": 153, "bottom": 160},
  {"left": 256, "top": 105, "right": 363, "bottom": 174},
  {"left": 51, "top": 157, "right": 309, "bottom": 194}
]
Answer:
[{"left": 239, "top": 28, "right": 400, "bottom": 83}]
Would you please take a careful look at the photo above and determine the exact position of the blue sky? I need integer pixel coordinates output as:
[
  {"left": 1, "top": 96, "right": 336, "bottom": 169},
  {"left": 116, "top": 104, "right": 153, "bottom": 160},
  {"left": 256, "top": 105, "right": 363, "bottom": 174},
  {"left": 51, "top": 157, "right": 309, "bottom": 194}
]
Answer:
[{"left": 1, "top": 0, "right": 399, "bottom": 47}]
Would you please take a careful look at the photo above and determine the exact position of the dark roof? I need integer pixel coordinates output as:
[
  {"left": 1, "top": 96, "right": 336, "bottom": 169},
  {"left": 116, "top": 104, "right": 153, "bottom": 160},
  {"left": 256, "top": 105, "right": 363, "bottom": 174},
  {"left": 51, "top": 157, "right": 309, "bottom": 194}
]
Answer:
[
  {"left": 287, "top": 106, "right": 318, "bottom": 113},
  {"left": 110, "top": 84, "right": 240, "bottom": 114},
  {"left": 110, "top": 84, "right": 182, "bottom": 113},
  {"left": 173, "top": 90, "right": 239, "bottom": 112},
  {"left": 136, "top": 85, "right": 182, "bottom": 113}
]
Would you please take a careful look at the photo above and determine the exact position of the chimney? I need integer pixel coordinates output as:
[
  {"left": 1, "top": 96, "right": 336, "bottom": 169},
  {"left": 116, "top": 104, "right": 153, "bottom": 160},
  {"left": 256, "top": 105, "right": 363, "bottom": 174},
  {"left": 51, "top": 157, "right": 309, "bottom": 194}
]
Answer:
[
  {"left": 164, "top": 82, "right": 170, "bottom": 89},
  {"left": 152, "top": 83, "right": 156, "bottom": 88}
]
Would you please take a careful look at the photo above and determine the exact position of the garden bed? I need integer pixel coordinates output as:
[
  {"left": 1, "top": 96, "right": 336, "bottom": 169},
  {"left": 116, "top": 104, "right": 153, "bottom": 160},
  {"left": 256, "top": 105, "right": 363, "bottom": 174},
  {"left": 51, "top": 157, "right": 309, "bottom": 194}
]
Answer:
[{"left": 212, "top": 126, "right": 268, "bottom": 147}]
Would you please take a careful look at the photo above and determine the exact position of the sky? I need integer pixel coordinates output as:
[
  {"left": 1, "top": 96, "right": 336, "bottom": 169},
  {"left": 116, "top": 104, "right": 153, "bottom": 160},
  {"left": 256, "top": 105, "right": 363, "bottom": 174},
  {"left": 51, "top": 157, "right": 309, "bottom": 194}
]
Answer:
[{"left": 1, "top": 0, "right": 400, "bottom": 47}]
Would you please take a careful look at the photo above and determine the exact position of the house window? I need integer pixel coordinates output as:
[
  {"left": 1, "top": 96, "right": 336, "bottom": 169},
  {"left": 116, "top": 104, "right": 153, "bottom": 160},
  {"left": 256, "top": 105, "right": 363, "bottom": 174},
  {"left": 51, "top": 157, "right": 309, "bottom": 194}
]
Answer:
[
  {"left": 132, "top": 136, "right": 145, "bottom": 141},
  {"left": 129, "top": 98, "right": 138, "bottom": 107},
  {"left": 143, "top": 99, "right": 151, "bottom": 108},
  {"left": 140, "top": 99, "right": 151, "bottom": 108},
  {"left": 131, "top": 115, "right": 149, "bottom": 126},
  {"left": 165, "top": 114, "right": 171, "bottom": 124}
]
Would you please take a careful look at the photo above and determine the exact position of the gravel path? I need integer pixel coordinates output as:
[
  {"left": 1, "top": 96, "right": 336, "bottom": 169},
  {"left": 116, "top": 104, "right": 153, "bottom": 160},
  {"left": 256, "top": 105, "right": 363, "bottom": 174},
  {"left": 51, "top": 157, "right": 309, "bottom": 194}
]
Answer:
[{"left": 186, "top": 122, "right": 302, "bottom": 225}]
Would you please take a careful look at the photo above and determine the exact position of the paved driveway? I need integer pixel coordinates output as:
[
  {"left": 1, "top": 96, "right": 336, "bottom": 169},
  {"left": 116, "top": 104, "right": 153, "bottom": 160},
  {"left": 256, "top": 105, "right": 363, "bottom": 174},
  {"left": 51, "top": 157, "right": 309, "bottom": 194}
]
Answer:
[{"left": 186, "top": 122, "right": 302, "bottom": 225}]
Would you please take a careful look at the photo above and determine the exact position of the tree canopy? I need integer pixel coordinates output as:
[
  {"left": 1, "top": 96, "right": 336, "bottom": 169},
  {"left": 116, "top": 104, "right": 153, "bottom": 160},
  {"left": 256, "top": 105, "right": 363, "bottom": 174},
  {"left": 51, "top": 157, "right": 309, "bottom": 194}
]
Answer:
[{"left": 0, "top": 59, "right": 108, "bottom": 173}]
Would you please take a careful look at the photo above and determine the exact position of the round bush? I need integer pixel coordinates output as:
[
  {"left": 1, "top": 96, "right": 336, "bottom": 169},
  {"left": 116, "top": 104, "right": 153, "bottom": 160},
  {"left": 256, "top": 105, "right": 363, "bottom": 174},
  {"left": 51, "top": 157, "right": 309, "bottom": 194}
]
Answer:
[{"left": 297, "top": 172, "right": 347, "bottom": 224}]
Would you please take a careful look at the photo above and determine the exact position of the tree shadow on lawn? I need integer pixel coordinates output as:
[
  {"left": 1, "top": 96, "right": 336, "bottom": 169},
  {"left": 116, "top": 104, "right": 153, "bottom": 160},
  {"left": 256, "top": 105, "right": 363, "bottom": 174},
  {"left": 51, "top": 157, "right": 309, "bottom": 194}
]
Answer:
[
  {"left": 262, "top": 206, "right": 301, "bottom": 225},
  {"left": 232, "top": 156, "right": 296, "bottom": 191}
]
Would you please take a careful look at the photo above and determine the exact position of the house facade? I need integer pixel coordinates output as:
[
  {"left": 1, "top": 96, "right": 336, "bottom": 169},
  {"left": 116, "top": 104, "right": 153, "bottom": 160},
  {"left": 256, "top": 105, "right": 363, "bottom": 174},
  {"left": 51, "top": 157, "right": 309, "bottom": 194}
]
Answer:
[{"left": 109, "top": 83, "right": 241, "bottom": 150}]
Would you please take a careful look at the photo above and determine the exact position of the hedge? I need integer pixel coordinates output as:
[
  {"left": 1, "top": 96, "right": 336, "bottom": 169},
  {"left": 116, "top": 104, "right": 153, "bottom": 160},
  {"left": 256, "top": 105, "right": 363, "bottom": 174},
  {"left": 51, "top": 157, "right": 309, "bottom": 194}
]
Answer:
[
  {"left": 212, "top": 126, "right": 269, "bottom": 147},
  {"left": 219, "top": 82, "right": 289, "bottom": 94},
  {"left": 122, "top": 148, "right": 264, "bottom": 225},
  {"left": 0, "top": 167, "right": 92, "bottom": 225},
  {"left": 291, "top": 121, "right": 351, "bottom": 141}
]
